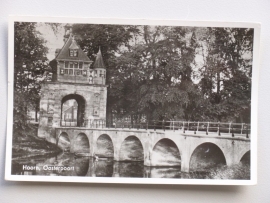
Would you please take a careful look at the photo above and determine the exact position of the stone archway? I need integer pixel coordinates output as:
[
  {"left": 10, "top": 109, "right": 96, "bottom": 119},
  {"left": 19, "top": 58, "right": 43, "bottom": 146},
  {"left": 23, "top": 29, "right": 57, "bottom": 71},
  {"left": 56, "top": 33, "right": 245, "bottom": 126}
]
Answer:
[
  {"left": 61, "top": 94, "right": 86, "bottom": 127},
  {"left": 151, "top": 138, "right": 181, "bottom": 167},
  {"left": 119, "top": 135, "right": 144, "bottom": 161},
  {"left": 74, "top": 133, "right": 90, "bottom": 155},
  {"left": 189, "top": 142, "right": 226, "bottom": 172},
  {"left": 57, "top": 132, "right": 70, "bottom": 150},
  {"left": 240, "top": 150, "right": 250, "bottom": 165},
  {"left": 95, "top": 134, "right": 114, "bottom": 158}
]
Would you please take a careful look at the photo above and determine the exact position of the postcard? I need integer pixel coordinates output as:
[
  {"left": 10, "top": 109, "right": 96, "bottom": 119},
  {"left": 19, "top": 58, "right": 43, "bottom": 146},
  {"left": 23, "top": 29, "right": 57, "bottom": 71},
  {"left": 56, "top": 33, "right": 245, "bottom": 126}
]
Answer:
[{"left": 5, "top": 16, "right": 260, "bottom": 185}]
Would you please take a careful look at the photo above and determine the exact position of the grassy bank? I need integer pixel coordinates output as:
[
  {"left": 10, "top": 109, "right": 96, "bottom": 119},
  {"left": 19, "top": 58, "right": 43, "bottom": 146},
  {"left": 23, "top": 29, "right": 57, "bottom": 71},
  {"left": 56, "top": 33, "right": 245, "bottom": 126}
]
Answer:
[{"left": 12, "top": 124, "right": 61, "bottom": 160}]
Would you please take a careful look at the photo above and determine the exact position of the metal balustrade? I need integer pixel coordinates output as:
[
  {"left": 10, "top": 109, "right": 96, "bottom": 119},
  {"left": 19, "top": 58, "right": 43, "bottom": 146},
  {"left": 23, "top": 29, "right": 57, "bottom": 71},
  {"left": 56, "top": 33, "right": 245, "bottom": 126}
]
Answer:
[
  {"left": 108, "top": 120, "right": 250, "bottom": 138},
  {"left": 60, "top": 119, "right": 250, "bottom": 138}
]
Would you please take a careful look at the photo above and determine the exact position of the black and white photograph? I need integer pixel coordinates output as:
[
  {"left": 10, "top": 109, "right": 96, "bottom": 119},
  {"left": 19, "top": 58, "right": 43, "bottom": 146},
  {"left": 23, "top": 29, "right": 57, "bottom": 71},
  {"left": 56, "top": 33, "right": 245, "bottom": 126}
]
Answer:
[{"left": 5, "top": 17, "right": 259, "bottom": 185}]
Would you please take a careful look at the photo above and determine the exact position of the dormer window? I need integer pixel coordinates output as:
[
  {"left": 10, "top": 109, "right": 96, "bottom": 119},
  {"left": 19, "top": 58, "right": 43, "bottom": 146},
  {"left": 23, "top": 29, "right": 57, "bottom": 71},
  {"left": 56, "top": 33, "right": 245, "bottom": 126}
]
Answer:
[
  {"left": 69, "top": 49, "right": 78, "bottom": 57},
  {"left": 70, "top": 50, "right": 74, "bottom": 56}
]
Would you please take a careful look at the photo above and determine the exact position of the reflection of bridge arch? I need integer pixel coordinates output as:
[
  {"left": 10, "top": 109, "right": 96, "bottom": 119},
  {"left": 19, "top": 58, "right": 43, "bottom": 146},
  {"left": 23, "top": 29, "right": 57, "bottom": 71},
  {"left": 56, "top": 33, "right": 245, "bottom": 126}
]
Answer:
[
  {"left": 61, "top": 94, "right": 86, "bottom": 127},
  {"left": 151, "top": 138, "right": 181, "bottom": 167},
  {"left": 74, "top": 157, "right": 90, "bottom": 176},
  {"left": 96, "top": 134, "right": 114, "bottom": 158},
  {"left": 189, "top": 142, "right": 226, "bottom": 172},
  {"left": 119, "top": 135, "right": 144, "bottom": 161}
]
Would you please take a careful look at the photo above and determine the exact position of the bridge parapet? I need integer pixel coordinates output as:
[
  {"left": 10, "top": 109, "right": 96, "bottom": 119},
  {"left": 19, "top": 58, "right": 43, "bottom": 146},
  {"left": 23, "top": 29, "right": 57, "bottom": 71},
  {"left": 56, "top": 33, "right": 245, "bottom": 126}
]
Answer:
[
  {"left": 55, "top": 127, "right": 250, "bottom": 140},
  {"left": 60, "top": 120, "right": 250, "bottom": 138},
  {"left": 111, "top": 120, "right": 250, "bottom": 137}
]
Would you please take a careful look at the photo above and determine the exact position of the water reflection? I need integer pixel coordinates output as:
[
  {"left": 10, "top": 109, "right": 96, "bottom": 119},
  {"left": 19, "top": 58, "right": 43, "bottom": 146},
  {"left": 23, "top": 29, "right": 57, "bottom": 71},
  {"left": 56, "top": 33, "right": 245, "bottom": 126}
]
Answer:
[
  {"left": 75, "top": 157, "right": 89, "bottom": 176},
  {"left": 11, "top": 153, "right": 208, "bottom": 179}
]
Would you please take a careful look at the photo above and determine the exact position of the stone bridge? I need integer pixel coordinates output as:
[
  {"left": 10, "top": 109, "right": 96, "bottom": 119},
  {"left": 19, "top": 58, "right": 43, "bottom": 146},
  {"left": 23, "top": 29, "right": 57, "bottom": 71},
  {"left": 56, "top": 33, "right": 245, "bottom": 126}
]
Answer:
[{"left": 53, "top": 127, "right": 250, "bottom": 172}]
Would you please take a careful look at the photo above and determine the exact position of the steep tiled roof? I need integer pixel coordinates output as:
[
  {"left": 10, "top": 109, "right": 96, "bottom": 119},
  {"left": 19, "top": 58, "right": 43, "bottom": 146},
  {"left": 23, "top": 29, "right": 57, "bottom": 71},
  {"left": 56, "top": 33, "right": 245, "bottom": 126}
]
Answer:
[
  {"left": 56, "top": 35, "right": 91, "bottom": 62},
  {"left": 93, "top": 47, "right": 106, "bottom": 69},
  {"left": 69, "top": 38, "right": 80, "bottom": 49}
]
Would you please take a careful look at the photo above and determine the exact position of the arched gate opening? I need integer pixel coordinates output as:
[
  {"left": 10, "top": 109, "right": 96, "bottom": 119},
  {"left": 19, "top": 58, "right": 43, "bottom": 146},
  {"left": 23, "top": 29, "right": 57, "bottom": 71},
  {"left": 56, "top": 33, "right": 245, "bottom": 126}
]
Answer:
[{"left": 61, "top": 94, "right": 85, "bottom": 127}]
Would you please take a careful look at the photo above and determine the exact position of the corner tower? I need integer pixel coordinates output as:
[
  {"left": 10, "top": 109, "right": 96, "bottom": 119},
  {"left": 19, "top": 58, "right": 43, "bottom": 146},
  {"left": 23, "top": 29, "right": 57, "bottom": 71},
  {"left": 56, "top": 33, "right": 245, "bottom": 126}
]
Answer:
[
  {"left": 89, "top": 47, "right": 106, "bottom": 85},
  {"left": 38, "top": 26, "right": 107, "bottom": 143}
]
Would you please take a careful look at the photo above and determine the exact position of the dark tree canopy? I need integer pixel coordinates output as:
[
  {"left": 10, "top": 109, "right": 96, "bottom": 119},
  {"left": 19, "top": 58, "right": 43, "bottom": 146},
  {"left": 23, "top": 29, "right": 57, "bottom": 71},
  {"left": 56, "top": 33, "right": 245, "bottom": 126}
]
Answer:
[
  {"left": 72, "top": 24, "right": 253, "bottom": 124},
  {"left": 13, "top": 22, "right": 49, "bottom": 137},
  {"left": 197, "top": 28, "right": 253, "bottom": 123}
]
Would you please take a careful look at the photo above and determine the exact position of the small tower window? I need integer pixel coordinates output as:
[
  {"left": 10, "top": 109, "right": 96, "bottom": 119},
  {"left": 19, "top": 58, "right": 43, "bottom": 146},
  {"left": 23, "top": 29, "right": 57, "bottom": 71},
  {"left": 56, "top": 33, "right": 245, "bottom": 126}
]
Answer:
[
  {"left": 70, "top": 62, "right": 73, "bottom": 68},
  {"left": 69, "top": 49, "right": 78, "bottom": 57},
  {"left": 65, "top": 61, "right": 69, "bottom": 68},
  {"left": 94, "top": 70, "right": 97, "bottom": 77},
  {"left": 70, "top": 50, "right": 74, "bottom": 57},
  {"left": 79, "top": 62, "right": 83, "bottom": 69},
  {"left": 74, "top": 62, "right": 78, "bottom": 68}
]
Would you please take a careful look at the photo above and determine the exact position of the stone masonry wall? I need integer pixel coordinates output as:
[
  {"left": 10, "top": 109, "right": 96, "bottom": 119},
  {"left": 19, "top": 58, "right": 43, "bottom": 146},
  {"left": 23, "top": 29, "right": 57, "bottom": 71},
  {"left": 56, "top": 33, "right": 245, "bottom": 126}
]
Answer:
[{"left": 38, "top": 82, "right": 107, "bottom": 142}]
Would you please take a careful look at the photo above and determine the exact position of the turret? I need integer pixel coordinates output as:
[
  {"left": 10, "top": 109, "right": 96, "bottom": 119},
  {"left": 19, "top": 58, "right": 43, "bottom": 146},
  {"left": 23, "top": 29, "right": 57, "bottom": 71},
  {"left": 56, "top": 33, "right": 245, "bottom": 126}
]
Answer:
[
  {"left": 90, "top": 47, "right": 106, "bottom": 85},
  {"left": 63, "top": 23, "right": 72, "bottom": 43},
  {"left": 55, "top": 28, "right": 92, "bottom": 84}
]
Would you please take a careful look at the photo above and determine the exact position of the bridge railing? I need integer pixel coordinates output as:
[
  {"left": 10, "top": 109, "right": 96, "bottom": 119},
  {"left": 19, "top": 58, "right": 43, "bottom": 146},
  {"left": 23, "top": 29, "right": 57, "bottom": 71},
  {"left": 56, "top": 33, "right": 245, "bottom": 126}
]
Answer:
[
  {"left": 60, "top": 119, "right": 106, "bottom": 128},
  {"left": 107, "top": 120, "right": 251, "bottom": 138},
  {"left": 60, "top": 119, "right": 250, "bottom": 138},
  {"left": 61, "top": 120, "right": 78, "bottom": 127},
  {"left": 83, "top": 119, "right": 106, "bottom": 128}
]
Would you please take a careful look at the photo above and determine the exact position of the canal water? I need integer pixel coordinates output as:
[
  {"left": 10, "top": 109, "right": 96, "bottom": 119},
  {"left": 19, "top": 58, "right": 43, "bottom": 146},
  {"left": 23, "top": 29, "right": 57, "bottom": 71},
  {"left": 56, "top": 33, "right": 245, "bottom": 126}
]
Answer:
[{"left": 11, "top": 152, "right": 207, "bottom": 179}]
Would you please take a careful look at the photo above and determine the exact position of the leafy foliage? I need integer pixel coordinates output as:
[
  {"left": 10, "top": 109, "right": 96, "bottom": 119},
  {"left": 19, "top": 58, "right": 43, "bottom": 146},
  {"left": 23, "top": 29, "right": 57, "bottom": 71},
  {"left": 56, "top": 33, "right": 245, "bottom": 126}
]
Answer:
[
  {"left": 13, "top": 22, "right": 48, "bottom": 138},
  {"left": 196, "top": 28, "right": 253, "bottom": 122},
  {"left": 73, "top": 25, "right": 253, "bottom": 123}
]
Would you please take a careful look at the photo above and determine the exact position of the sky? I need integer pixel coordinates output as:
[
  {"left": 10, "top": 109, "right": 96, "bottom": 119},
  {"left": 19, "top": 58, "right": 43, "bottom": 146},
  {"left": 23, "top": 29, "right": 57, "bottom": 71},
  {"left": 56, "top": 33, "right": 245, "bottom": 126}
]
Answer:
[{"left": 36, "top": 23, "right": 65, "bottom": 61}]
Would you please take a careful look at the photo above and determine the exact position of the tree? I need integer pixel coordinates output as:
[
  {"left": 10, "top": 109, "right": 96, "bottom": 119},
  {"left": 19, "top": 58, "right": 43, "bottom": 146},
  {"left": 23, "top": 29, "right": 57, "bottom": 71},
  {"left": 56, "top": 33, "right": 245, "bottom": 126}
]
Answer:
[
  {"left": 72, "top": 24, "right": 253, "bottom": 124},
  {"left": 107, "top": 26, "right": 199, "bottom": 121},
  {"left": 197, "top": 27, "right": 254, "bottom": 122},
  {"left": 13, "top": 22, "right": 48, "bottom": 137}
]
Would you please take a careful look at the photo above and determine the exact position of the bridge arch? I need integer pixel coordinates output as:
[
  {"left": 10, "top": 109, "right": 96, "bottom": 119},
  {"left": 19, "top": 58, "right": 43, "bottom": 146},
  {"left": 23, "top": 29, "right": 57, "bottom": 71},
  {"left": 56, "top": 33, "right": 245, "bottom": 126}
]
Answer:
[
  {"left": 239, "top": 150, "right": 250, "bottom": 165},
  {"left": 57, "top": 132, "right": 70, "bottom": 150},
  {"left": 73, "top": 133, "right": 90, "bottom": 154},
  {"left": 95, "top": 134, "right": 114, "bottom": 158},
  {"left": 151, "top": 138, "right": 181, "bottom": 167},
  {"left": 189, "top": 142, "right": 226, "bottom": 172},
  {"left": 119, "top": 135, "right": 144, "bottom": 161},
  {"left": 61, "top": 94, "right": 86, "bottom": 127}
]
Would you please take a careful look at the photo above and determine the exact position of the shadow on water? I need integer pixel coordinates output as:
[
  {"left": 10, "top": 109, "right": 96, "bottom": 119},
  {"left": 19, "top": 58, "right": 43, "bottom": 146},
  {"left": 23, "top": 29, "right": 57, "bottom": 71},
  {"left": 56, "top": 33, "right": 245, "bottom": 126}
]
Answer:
[
  {"left": 117, "top": 161, "right": 144, "bottom": 178},
  {"left": 74, "top": 156, "right": 89, "bottom": 176},
  {"left": 11, "top": 152, "right": 250, "bottom": 179},
  {"left": 95, "top": 159, "right": 114, "bottom": 177}
]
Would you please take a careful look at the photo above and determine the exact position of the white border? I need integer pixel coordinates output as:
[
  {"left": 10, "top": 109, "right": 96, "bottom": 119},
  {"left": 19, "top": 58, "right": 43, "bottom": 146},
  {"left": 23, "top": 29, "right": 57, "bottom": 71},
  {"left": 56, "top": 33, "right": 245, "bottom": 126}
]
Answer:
[{"left": 5, "top": 16, "right": 260, "bottom": 185}]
